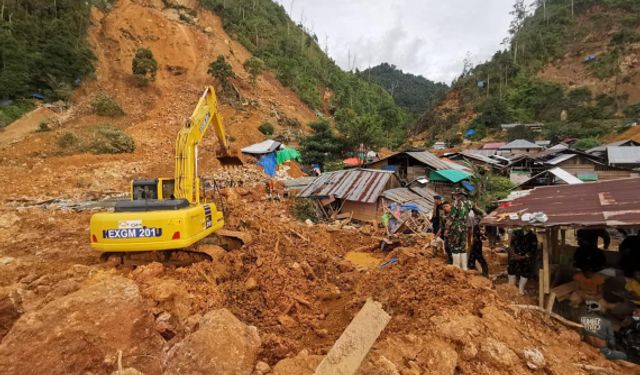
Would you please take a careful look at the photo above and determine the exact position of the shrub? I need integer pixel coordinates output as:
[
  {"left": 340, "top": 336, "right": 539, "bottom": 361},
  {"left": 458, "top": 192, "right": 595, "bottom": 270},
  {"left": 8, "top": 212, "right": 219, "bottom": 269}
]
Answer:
[
  {"left": 0, "top": 100, "right": 36, "bottom": 128},
  {"left": 57, "top": 132, "right": 80, "bottom": 149},
  {"left": 36, "top": 121, "right": 51, "bottom": 132},
  {"left": 623, "top": 102, "right": 640, "bottom": 117},
  {"left": 258, "top": 122, "right": 274, "bottom": 135},
  {"left": 92, "top": 93, "right": 125, "bottom": 117},
  {"left": 88, "top": 124, "right": 135, "bottom": 154},
  {"left": 208, "top": 55, "right": 236, "bottom": 92},
  {"left": 132, "top": 48, "right": 158, "bottom": 85},
  {"left": 243, "top": 57, "right": 265, "bottom": 86},
  {"left": 289, "top": 199, "right": 317, "bottom": 223},
  {"left": 573, "top": 137, "right": 601, "bottom": 151}
]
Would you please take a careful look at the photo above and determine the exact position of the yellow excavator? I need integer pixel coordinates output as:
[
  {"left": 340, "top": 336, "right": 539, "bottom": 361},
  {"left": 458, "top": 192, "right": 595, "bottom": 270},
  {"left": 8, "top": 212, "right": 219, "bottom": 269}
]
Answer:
[{"left": 89, "top": 86, "right": 246, "bottom": 264}]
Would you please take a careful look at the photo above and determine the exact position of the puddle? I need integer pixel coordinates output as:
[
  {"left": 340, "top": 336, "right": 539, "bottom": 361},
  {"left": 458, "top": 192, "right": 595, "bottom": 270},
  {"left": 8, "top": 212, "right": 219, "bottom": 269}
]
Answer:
[{"left": 344, "top": 251, "right": 381, "bottom": 270}]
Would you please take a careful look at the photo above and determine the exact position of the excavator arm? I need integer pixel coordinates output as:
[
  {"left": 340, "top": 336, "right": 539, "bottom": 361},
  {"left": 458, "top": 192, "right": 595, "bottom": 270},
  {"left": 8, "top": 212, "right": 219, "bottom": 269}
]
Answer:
[{"left": 174, "top": 86, "right": 237, "bottom": 204}]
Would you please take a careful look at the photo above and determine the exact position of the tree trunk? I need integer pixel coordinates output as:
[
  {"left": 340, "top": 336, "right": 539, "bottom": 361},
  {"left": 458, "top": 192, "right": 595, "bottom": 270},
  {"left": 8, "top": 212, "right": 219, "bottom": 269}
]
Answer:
[
  {"left": 571, "top": 0, "right": 574, "bottom": 18},
  {"left": 1, "top": 0, "right": 4, "bottom": 21}
]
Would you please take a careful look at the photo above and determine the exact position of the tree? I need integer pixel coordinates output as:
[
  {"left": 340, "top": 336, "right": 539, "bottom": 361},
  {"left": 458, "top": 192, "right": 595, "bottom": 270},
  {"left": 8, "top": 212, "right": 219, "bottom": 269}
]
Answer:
[
  {"left": 243, "top": 56, "right": 265, "bottom": 86},
  {"left": 506, "top": 125, "right": 534, "bottom": 141},
  {"left": 472, "top": 97, "right": 512, "bottom": 128},
  {"left": 300, "top": 119, "right": 343, "bottom": 166},
  {"left": 208, "top": 55, "right": 236, "bottom": 92},
  {"left": 573, "top": 137, "right": 600, "bottom": 151},
  {"left": 132, "top": 48, "right": 158, "bottom": 85}
]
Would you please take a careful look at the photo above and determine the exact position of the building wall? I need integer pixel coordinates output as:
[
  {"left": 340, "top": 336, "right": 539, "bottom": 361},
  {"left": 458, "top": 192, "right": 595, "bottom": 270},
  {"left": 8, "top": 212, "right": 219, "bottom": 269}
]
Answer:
[
  {"left": 557, "top": 157, "right": 633, "bottom": 180},
  {"left": 341, "top": 200, "right": 379, "bottom": 222}
]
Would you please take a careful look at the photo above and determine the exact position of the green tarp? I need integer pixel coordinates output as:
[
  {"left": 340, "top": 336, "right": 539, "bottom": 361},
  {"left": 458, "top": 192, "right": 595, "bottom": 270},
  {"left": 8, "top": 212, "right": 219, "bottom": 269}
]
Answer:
[
  {"left": 428, "top": 169, "right": 472, "bottom": 183},
  {"left": 276, "top": 148, "right": 301, "bottom": 165}
]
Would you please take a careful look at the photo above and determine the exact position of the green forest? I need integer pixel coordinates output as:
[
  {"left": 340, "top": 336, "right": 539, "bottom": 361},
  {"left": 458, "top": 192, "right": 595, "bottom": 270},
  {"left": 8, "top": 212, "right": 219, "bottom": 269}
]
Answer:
[
  {"left": 361, "top": 63, "right": 448, "bottom": 116},
  {"left": 199, "top": 0, "right": 410, "bottom": 150},
  {"left": 418, "top": 0, "right": 640, "bottom": 144},
  {"left": 0, "top": 0, "right": 103, "bottom": 127}
]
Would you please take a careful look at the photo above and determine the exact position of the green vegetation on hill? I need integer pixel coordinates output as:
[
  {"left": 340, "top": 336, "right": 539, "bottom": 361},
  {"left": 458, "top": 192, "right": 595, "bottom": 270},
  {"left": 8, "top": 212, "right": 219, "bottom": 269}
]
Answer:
[
  {"left": 361, "top": 63, "right": 449, "bottom": 116},
  {"left": 419, "top": 0, "right": 640, "bottom": 142},
  {"left": 0, "top": 0, "right": 98, "bottom": 101},
  {"left": 199, "top": 0, "right": 407, "bottom": 150}
]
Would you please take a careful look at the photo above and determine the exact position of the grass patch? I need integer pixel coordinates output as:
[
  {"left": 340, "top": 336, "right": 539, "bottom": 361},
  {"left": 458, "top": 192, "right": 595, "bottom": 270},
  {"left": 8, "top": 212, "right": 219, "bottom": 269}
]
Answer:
[
  {"left": 88, "top": 124, "right": 135, "bottom": 154},
  {"left": 36, "top": 121, "right": 51, "bottom": 132},
  {"left": 289, "top": 199, "right": 318, "bottom": 223},
  {"left": 57, "top": 124, "right": 135, "bottom": 154},
  {"left": 92, "top": 93, "right": 125, "bottom": 117},
  {"left": 258, "top": 122, "right": 274, "bottom": 135},
  {"left": 0, "top": 100, "right": 36, "bottom": 128}
]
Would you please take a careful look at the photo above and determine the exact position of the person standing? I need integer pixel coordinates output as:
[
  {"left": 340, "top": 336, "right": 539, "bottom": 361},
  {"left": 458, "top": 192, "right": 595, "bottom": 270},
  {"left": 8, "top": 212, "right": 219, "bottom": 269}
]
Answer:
[
  {"left": 468, "top": 223, "right": 489, "bottom": 277},
  {"left": 440, "top": 202, "right": 453, "bottom": 264},
  {"left": 431, "top": 195, "right": 444, "bottom": 236},
  {"left": 445, "top": 193, "right": 470, "bottom": 270},
  {"left": 507, "top": 228, "right": 537, "bottom": 295}
]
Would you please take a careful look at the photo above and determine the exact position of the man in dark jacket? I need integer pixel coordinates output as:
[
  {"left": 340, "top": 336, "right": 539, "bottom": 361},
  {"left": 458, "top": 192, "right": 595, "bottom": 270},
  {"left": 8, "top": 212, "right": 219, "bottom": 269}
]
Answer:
[
  {"left": 617, "top": 308, "right": 640, "bottom": 364},
  {"left": 507, "top": 228, "right": 538, "bottom": 295}
]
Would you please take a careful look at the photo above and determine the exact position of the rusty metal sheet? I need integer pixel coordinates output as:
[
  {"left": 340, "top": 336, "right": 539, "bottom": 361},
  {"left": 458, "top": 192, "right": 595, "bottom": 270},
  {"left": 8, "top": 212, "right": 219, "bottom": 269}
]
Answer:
[
  {"left": 297, "top": 169, "right": 395, "bottom": 203},
  {"left": 482, "top": 177, "right": 640, "bottom": 228}
]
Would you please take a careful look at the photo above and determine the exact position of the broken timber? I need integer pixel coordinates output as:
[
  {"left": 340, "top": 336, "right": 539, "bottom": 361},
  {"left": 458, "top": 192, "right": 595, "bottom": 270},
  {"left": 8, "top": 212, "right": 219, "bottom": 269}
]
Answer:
[{"left": 314, "top": 299, "right": 391, "bottom": 375}]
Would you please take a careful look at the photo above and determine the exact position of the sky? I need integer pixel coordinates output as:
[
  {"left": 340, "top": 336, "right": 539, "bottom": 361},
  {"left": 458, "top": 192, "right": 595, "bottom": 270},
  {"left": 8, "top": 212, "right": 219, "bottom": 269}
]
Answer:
[{"left": 273, "top": 0, "right": 515, "bottom": 84}]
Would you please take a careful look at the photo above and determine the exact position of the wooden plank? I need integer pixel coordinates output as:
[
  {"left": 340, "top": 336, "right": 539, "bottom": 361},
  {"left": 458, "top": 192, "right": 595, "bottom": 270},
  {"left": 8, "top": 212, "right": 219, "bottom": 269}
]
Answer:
[
  {"left": 314, "top": 299, "right": 391, "bottom": 375},
  {"left": 546, "top": 292, "right": 557, "bottom": 314},
  {"left": 543, "top": 230, "right": 550, "bottom": 294},
  {"left": 539, "top": 269, "right": 545, "bottom": 309}
]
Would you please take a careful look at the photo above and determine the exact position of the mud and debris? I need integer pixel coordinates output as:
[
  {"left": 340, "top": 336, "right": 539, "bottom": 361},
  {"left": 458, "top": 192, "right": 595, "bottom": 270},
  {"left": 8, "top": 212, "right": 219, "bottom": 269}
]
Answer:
[{"left": 0, "top": 0, "right": 636, "bottom": 374}]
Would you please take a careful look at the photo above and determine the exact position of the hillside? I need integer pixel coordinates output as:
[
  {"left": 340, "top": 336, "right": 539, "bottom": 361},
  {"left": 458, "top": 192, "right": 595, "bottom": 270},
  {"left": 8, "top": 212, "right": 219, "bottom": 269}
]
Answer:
[
  {"left": 361, "top": 63, "right": 449, "bottom": 116},
  {"left": 415, "top": 0, "right": 640, "bottom": 145}
]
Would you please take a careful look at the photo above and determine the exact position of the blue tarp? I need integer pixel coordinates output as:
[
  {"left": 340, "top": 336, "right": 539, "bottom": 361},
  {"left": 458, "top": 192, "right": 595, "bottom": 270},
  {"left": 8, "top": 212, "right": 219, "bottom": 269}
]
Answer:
[
  {"left": 257, "top": 152, "right": 277, "bottom": 177},
  {"left": 31, "top": 93, "right": 45, "bottom": 100},
  {"left": 461, "top": 180, "right": 476, "bottom": 192},
  {"left": 465, "top": 129, "right": 475, "bottom": 137},
  {"left": 382, "top": 165, "right": 399, "bottom": 171}
]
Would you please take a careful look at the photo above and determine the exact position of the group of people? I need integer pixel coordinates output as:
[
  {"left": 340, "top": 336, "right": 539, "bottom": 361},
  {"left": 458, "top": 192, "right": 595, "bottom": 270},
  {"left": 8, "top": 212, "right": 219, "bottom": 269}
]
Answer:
[{"left": 431, "top": 192, "right": 489, "bottom": 277}]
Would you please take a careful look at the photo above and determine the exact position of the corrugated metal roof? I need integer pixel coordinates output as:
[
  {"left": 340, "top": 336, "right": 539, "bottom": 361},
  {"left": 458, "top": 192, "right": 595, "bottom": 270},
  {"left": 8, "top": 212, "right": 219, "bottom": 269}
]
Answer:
[
  {"left": 297, "top": 169, "right": 395, "bottom": 203},
  {"left": 587, "top": 140, "right": 640, "bottom": 154},
  {"left": 515, "top": 167, "right": 583, "bottom": 189},
  {"left": 607, "top": 146, "right": 640, "bottom": 165},
  {"left": 482, "top": 177, "right": 640, "bottom": 228},
  {"left": 483, "top": 142, "right": 505, "bottom": 150},
  {"left": 533, "top": 143, "right": 569, "bottom": 159},
  {"left": 546, "top": 153, "right": 576, "bottom": 165},
  {"left": 458, "top": 150, "right": 502, "bottom": 165},
  {"left": 241, "top": 140, "right": 281, "bottom": 154},
  {"left": 381, "top": 185, "right": 436, "bottom": 213},
  {"left": 406, "top": 151, "right": 454, "bottom": 171},
  {"left": 500, "top": 139, "right": 542, "bottom": 150}
]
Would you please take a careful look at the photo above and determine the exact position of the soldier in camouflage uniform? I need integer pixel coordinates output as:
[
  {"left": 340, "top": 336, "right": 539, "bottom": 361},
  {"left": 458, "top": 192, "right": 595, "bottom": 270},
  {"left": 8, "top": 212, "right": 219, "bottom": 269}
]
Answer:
[{"left": 445, "top": 193, "right": 471, "bottom": 270}]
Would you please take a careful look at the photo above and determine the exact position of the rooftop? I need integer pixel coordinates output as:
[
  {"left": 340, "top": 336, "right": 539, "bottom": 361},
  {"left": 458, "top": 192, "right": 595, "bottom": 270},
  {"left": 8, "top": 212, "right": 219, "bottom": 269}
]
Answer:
[
  {"left": 499, "top": 139, "right": 542, "bottom": 150},
  {"left": 482, "top": 177, "right": 640, "bottom": 228},
  {"left": 297, "top": 168, "right": 395, "bottom": 203},
  {"left": 607, "top": 146, "right": 640, "bottom": 165}
]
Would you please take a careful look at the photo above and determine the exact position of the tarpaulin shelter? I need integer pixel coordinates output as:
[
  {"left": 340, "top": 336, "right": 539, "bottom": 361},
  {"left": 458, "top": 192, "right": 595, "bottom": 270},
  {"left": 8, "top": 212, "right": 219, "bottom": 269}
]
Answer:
[{"left": 276, "top": 148, "right": 301, "bottom": 165}]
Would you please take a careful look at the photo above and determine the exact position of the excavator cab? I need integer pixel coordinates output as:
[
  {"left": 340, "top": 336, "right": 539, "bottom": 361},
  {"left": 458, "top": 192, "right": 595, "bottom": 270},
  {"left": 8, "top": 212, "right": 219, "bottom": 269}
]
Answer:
[{"left": 130, "top": 178, "right": 176, "bottom": 200}]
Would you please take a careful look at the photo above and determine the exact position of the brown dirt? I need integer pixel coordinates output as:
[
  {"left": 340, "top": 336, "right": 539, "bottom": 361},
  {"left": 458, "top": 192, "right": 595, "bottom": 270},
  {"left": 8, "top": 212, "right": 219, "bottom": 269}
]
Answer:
[{"left": 0, "top": 1, "right": 635, "bottom": 374}]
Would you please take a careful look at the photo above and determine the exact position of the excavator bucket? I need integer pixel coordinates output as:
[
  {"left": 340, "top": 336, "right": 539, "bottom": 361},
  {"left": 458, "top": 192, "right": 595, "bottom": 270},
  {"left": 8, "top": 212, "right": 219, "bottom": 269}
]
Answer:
[{"left": 217, "top": 155, "right": 243, "bottom": 166}]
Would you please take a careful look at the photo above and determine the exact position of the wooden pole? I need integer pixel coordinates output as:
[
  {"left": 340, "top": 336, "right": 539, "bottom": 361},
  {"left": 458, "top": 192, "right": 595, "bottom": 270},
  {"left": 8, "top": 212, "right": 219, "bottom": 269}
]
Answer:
[{"left": 543, "top": 230, "right": 550, "bottom": 294}]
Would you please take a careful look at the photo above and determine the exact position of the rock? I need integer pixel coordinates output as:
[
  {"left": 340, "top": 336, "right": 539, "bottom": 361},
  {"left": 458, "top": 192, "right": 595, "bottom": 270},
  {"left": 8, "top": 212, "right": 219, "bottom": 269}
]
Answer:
[
  {"left": 461, "top": 342, "right": 479, "bottom": 360},
  {"left": 111, "top": 368, "right": 145, "bottom": 375},
  {"left": 277, "top": 314, "right": 298, "bottom": 328},
  {"left": 479, "top": 338, "right": 519, "bottom": 369},
  {"left": 0, "top": 212, "right": 19, "bottom": 228},
  {"left": 375, "top": 356, "right": 400, "bottom": 375},
  {"left": 142, "top": 279, "right": 191, "bottom": 321},
  {"left": 468, "top": 275, "right": 492, "bottom": 289},
  {"left": 254, "top": 361, "right": 271, "bottom": 375},
  {"left": 164, "top": 309, "right": 260, "bottom": 375},
  {"left": 163, "top": 0, "right": 197, "bottom": 9},
  {"left": 0, "top": 293, "right": 22, "bottom": 340},
  {"left": 204, "top": 26, "right": 213, "bottom": 34},
  {"left": 305, "top": 219, "right": 314, "bottom": 226},
  {"left": 272, "top": 350, "right": 324, "bottom": 375},
  {"left": 0, "top": 277, "right": 163, "bottom": 375},
  {"left": 434, "top": 314, "right": 484, "bottom": 343},
  {"left": 244, "top": 277, "right": 258, "bottom": 291},
  {"left": 132, "top": 262, "right": 164, "bottom": 282},
  {"left": 0, "top": 257, "right": 15, "bottom": 265},
  {"left": 523, "top": 347, "right": 546, "bottom": 370}
]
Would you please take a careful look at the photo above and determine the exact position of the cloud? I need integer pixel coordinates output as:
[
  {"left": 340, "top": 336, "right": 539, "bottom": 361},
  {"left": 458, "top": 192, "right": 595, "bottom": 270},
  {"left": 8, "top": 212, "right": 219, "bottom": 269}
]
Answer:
[{"left": 273, "top": 0, "right": 514, "bottom": 84}]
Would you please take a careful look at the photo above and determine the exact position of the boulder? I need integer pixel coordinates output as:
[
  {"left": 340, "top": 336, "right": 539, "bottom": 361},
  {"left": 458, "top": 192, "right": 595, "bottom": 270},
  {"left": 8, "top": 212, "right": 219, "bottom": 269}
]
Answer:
[
  {"left": 523, "top": 347, "right": 546, "bottom": 370},
  {"left": 0, "top": 292, "right": 22, "bottom": 340},
  {"left": 0, "top": 277, "right": 163, "bottom": 375},
  {"left": 164, "top": 309, "right": 260, "bottom": 375},
  {"left": 272, "top": 349, "right": 324, "bottom": 375},
  {"left": 478, "top": 338, "right": 519, "bottom": 369}
]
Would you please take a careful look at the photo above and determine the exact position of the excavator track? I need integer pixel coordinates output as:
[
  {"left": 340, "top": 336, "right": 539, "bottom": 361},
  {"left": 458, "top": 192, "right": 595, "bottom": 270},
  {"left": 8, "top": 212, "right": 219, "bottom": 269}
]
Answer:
[{"left": 99, "top": 230, "right": 251, "bottom": 267}]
